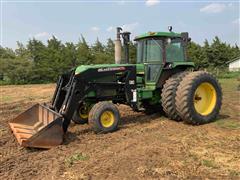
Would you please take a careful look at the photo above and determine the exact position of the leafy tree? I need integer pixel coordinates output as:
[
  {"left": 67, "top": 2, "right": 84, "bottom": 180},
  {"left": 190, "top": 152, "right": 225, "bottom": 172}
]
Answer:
[
  {"left": 187, "top": 41, "right": 205, "bottom": 68},
  {"left": 76, "top": 35, "right": 94, "bottom": 65},
  {"left": 15, "top": 42, "right": 30, "bottom": 58},
  {"left": 27, "top": 38, "right": 47, "bottom": 63},
  {"left": 3, "top": 57, "right": 33, "bottom": 84},
  {"left": 1, "top": 35, "right": 239, "bottom": 84},
  {"left": 92, "top": 38, "right": 104, "bottom": 53},
  {"left": 0, "top": 46, "right": 15, "bottom": 59},
  {"left": 63, "top": 42, "right": 77, "bottom": 68},
  {"left": 105, "top": 38, "right": 115, "bottom": 63},
  {"left": 27, "top": 38, "right": 50, "bottom": 82},
  {"left": 46, "top": 36, "right": 66, "bottom": 81},
  {"left": 92, "top": 38, "right": 110, "bottom": 64},
  {"left": 105, "top": 38, "right": 114, "bottom": 55},
  {"left": 129, "top": 41, "right": 137, "bottom": 64}
]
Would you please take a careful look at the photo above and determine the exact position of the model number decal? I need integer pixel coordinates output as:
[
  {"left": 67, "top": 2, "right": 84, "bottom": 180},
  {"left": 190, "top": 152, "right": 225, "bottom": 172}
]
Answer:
[
  {"left": 98, "top": 67, "right": 126, "bottom": 72},
  {"left": 129, "top": 80, "right": 135, "bottom": 85},
  {"left": 132, "top": 89, "right": 137, "bottom": 102}
]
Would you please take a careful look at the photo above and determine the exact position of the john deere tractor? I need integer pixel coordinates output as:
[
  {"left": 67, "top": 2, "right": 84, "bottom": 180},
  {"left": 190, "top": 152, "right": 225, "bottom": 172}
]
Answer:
[{"left": 9, "top": 27, "right": 222, "bottom": 148}]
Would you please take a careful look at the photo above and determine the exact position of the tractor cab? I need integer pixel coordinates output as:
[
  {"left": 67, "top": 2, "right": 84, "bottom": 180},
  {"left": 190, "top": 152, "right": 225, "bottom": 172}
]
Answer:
[
  {"left": 134, "top": 31, "right": 189, "bottom": 84},
  {"left": 135, "top": 32, "right": 187, "bottom": 63}
]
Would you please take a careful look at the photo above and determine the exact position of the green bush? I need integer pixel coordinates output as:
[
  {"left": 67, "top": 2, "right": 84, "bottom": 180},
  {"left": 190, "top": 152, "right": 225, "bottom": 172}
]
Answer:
[
  {"left": 205, "top": 67, "right": 240, "bottom": 79},
  {"left": 218, "top": 71, "right": 240, "bottom": 79},
  {"left": 0, "top": 35, "right": 239, "bottom": 85}
]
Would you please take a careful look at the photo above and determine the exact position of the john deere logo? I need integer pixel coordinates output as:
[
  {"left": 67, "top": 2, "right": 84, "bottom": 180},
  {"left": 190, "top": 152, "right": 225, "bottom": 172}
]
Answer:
[{"left": 98, "top": 67, "right": 126, "bottom": 72}]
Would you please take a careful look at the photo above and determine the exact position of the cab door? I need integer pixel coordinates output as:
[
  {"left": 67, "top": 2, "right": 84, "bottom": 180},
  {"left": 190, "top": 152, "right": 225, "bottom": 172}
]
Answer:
[{"left": 143, "top": 38, "right": 164, "bottom": 86}]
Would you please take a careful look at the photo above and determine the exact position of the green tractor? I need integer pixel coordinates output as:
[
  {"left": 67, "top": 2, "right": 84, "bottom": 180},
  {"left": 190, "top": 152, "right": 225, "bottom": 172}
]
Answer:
[{"left": 9, "top": 27, "right": 222, "bottom": 148}]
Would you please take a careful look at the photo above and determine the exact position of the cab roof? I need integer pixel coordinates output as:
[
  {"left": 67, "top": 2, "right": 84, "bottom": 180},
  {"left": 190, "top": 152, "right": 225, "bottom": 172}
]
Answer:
[{"left": 134, "top": 31, "right": 181, "bottom": 41}]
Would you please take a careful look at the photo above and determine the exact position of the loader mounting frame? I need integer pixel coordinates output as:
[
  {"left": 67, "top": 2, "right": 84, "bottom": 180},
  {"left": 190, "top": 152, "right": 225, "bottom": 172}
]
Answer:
[{"left": 52, "top": 65, "right": 137, "bottom": 132}]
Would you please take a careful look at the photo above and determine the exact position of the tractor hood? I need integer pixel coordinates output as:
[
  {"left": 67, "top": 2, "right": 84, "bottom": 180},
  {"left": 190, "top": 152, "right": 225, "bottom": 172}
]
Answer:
[{"left": 75, "top": 64, "right": 143, "bottom": 75}]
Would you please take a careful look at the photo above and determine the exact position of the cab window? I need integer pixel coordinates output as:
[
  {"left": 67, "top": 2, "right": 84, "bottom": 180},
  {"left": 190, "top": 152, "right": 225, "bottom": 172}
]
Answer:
[
  {"left": 166, "top": 39, "right": 185, "bottom": 62},
  {"left": 144, "top": 39, "right": 163, "bottom": 62},
  {"left": 137, "top": 39, "right": 163, "bottom": 63}
]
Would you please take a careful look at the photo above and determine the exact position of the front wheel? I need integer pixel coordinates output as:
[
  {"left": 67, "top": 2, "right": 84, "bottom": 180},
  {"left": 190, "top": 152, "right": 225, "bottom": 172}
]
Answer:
[
  {"left": 88, "top": 101, "right": 121, "bottom": 133},
  {"left": 72, "top": 104, "right": 89, "bottom": 124},
  {"left": 176, "top": 71, "right": 222, "bottom": 125}
]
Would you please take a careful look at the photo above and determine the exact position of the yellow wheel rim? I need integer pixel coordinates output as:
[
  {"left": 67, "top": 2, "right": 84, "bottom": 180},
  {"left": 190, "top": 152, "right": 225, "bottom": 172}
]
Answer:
[
  {"left": 79, "top": 107, "right": 88, "bottom": 119},
  {"left": 194, "top": 82, "right": 217, "bottom": 116},
  {"left": 100, "top": 111, "right": 114, "bottom": 128}
]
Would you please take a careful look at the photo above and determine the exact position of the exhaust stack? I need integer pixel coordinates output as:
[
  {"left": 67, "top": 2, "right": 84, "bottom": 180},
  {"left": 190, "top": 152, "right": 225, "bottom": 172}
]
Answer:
[{"left": 115, "top": 27, "right": 122, "bottom": 64}]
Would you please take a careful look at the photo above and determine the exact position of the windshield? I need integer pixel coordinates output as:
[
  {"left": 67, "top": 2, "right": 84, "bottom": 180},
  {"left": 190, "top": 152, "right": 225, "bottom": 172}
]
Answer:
[
  {"left": 137, "top": 39, "right": 163, "bottom": 63},
  {"left": 166, "top": 39, "right": 185, "bottom": 61}
]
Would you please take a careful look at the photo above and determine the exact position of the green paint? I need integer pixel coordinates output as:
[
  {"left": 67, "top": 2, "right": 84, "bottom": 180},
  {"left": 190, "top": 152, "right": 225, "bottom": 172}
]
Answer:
[
  {"left": 145, "top": 82, "right": 156, "bottom": 90},
  {"left": 74, "top": 31, "right": 195, "bottom": 112},
  {"left": 87, "top": 91, "right": 96, "bottom": 97},
  {"left": 75, "top": 64, "right": 135, "bottom": 74},
  {"left": 136, "top": 64, "right": 144, "bottom": 73},
  {"left": 171, "top": 61, "right": 194, "bottom": 68},
  {"left": 134, "top": 31, "right": 181, "bottom": 41},
  {"left": 139, "top": 89, "right": 153, "bottom": 99},
  {"left": 136, "top": 76, "right": 143, "bottom": 84}
]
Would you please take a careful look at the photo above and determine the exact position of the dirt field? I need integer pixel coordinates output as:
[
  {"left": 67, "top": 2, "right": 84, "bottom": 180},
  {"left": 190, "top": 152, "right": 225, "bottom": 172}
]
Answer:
[{"left": 0, "top": 78, "right": 240, "bottom": 179}]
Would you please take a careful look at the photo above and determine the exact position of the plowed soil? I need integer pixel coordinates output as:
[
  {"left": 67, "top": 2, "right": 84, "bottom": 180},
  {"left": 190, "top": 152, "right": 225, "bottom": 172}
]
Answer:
[{"left": 0, "top": 79, "right": 240, "bottom": 179}]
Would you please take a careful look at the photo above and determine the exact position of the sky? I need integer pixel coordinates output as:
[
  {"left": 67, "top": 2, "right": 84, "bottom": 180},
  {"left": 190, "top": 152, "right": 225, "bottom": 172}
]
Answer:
[{"left": 0, "top": 0, "right": 239, "bottom": 49}]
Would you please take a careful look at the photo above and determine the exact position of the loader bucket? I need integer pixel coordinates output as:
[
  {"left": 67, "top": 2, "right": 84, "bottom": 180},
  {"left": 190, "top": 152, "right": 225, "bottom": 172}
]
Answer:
[{"left": 9, "top": 104, "right": 64, "bottom": 149}]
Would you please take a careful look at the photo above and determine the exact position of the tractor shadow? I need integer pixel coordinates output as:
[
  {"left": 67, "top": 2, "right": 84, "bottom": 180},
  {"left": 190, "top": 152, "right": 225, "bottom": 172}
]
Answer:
[
  {"left": 63, "top": 127, "right": 93, "bottom": 145},
  {"left": 120, "top": 111, "right": 231, "bottom": 128},
  {"left": 203, "top": 114, "right": 230, "bottom": 125},
  {"left": 120, "top": 112, "right": 164, "bottom": 126},
  {"left": 63, "top": 132, "right": 80, "bottom": 145},
  {"left": 183, "top": 114, "right": 231, "bottom": 127},
  {"left": 64, "top": 113, "right": 164, "bottom": 144},
  {"left": 62, "top": 113, "right": 230, "bottom": 145},
  {"left": 216, "top": 114, "right": 230, "bottom": 121}
]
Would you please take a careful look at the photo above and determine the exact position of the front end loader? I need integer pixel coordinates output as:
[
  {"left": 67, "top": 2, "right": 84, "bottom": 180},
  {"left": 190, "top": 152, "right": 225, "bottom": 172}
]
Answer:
[{"left": 9, "top": 27, "right": 222, "bottom": 148}]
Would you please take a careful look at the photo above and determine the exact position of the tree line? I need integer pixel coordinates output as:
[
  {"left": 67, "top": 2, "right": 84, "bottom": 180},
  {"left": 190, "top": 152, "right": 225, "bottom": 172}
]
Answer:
[{"left": 0, "top": 35, "right": 239, "bottom": 84}]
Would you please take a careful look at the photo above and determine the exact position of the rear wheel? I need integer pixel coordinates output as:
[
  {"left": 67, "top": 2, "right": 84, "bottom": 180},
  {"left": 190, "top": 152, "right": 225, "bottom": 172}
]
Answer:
[
  {"left": 161, "top": 71, "right": 189, "bottom": 121},
  {"left": 89, "top": 101, "right": 120, "bottom": 133},
  {"left": 176, "top": 71, "right": 222, "bottom": 125}
]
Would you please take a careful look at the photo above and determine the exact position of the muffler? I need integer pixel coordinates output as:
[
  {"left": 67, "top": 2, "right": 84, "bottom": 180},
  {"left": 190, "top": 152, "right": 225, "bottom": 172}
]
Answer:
[
  {"left": 9, "top": 104, "right": 64, "bottom": 149},
  {"left": 115, "top": 27, "right": 122, "bottom": 64}
]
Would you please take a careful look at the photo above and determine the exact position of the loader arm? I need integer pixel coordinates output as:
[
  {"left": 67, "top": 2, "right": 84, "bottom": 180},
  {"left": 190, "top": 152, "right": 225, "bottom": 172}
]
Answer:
[
  {"left": 9, "top": 65, "right": 137, "bottom": 148},
  {"left": 53, "top": 65, "right": 137, "bottom": 132},
  {"left": 51, "top": 71, "right": 73, "bottom": 112}
]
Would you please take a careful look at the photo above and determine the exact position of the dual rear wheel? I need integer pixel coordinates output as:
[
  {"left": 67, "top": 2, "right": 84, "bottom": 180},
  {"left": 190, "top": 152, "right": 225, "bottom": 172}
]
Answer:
[{"left": 162, "top": 71, "right": 222, "bottom": 125}]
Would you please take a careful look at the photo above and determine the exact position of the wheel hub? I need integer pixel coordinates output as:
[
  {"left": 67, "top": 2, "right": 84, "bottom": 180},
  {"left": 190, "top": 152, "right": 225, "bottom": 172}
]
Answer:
[
  {"left": 194, "top": 82, "right": 217, "bottom": 116},
  {"left": 79, "top": 107, "right": 88, "bottom": 119},
  {"left": 100, "top": 111, "right": 114, "bottom": 128}
]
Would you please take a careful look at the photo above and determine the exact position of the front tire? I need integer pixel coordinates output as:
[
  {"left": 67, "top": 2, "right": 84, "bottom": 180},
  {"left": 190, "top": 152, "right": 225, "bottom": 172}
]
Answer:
[
  {"left": 72, "top": 104, "right": 89, "bottom": 124},
  {"left": 176, "top": 71, "right": 222, "bottom": 125},
  {"left": 89, "top": 101, "right": 120, "bottom": 133}
]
